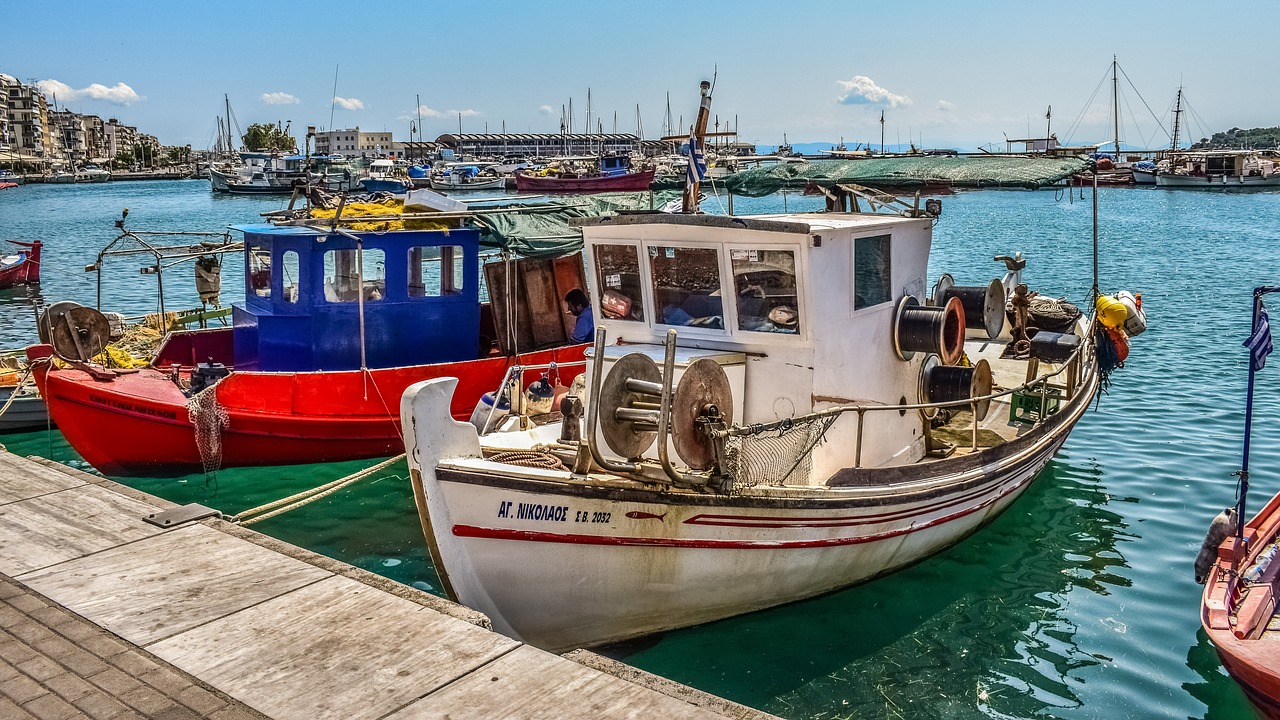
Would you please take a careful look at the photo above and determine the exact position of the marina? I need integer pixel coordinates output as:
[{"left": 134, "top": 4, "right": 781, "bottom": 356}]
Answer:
[
  {"left": 2, "top": 177, "right": 1279, "bottom": 718},
  {"left": 5, "top": 5, "right": 1280, "bottom": 714}
]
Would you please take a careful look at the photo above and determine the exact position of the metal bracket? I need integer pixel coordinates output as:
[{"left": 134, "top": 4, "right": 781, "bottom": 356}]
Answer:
[{"left": 144, "top": 503, "right": 222, "bottom": 528}]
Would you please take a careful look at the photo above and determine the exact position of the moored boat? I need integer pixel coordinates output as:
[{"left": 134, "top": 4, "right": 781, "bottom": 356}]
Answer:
[
  {"left": 429, "top": 162, "right": 506, "bottom": 191},
  {"left": 0, "top": 240, "right": 41, "bottom": 289},
  {"left": 515, "top": 155, "right": 654, "bottom": 193},
  {"left": 1156, "top": 150, "right": 1280, "bottom": 188},
  {"left": 359, "top": 158, "right": 411, "bottom": 194},
  {"left": 28, "top": 223, "right": 589, "bottom": 476},
  {"left": 1199, "top": 285, "right": 1280, "bottom": 718}
]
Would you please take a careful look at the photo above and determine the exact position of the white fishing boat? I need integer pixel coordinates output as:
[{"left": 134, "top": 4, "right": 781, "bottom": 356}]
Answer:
[
  {"left": 429, "top": 162, "right": 506, "bottom": 191},
  {"left": 399, "top": 83, "right": 1144, "bottom": 653},
  {"left": 74, "top": 164, "right": 111, "bottom": 183},
  {"left": 1156, "top": 150, "right": 1280, "bottom": 188}
]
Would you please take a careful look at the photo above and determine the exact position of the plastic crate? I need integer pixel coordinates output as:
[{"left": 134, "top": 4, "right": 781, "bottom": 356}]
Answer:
[{"left": 1009, "top": 386, "right": 1063, "bottom": 425}]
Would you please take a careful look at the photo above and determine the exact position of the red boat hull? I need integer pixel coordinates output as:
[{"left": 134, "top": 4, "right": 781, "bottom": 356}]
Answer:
[
  {"left": 29, "top": 343, "right": 586, "bottom": 476},
  {"left": 0, "top": 240, "right": 41, "bottom": 289},
  {"left": 514, "top": 168, "right": 655, "bottom": 193},
  {"left": 1202, "top": 492, "right": 1280, "bottom": 718}
]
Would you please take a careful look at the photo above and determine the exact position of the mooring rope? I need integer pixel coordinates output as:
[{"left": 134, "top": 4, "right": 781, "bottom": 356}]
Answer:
[
  {"left": 0, "top": 367, "right": 35, "bottom": 420},
  {"left": 489, "top": 450, "right": 566, "bottom": 470},
  {"left": 232, "top": 452, "right": 406, "bottom": 526}
]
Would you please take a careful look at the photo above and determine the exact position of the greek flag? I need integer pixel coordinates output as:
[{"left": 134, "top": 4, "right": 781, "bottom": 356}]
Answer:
[
  {"left": 686, "top": 133, "right": 706, "bottom": 185},
  {"left": 1245, "top": 307, "right": 1274, "bottom": 371}
]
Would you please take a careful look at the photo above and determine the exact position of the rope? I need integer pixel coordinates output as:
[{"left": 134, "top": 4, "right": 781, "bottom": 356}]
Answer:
[
  {"left": 232, "top": 453, "right": 405, "bottom": 526},
  {"left": 0, "top": 367, "right": 34, "bottom": 420},
  {"left": 489, "top": 450, "right": 565, "bottom": 470}
]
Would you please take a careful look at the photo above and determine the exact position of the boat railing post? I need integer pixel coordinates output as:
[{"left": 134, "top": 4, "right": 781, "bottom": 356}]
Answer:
[
  {"left": 970, "top": 400, "right": 978, "bottom": 450},
  {"left": 655, "top": 329, "right": 686, "bottom": 484},
  {"left": 584, "top": 328, "right": 636, "bottom": 473},
  {"left": 854, "top": 408, "right": 866, "bottom": 468}
]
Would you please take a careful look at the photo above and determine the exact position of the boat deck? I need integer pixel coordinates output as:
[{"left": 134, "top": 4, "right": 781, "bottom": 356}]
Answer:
[{"left": 0, "top": 447, "right": 775, "bottom": 720}]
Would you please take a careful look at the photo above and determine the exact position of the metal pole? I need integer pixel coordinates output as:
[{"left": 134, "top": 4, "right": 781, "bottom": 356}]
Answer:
[
  {"left": 1238, "top": 286, "right": 1280, "bottom": 539},
  {"left": 1091, "top": 169, "right": 1099, "bottom": 297},
  {"left": 356, "top": 239, "right": 367, "bottom": 373}
]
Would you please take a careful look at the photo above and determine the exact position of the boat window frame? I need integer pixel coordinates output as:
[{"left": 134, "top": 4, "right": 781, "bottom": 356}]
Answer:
[
  {"left": 320, "top": 246, "right": 387, "bottom": 304},
  {"left": 280, "top": 250, "right": 301, "bottom": 304},
  {"left": 408, "top": 244, "right": 466, "bottom": 298},
  {"left": 852, "top": 233, "right": 893, "bottom": 312},
  {"left": 590, "top": 241, "right": 647, "bottom": 324},
  {"left": 726, "top": 243, "right": 805, "bottom": 339},
  {"left": 643, "top": 241, "right": 731, "bottom": 337}
]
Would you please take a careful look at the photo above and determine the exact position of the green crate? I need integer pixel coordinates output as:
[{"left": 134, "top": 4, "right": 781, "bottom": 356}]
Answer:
[{"left": 1009, "top": 386, "right": 1063, "bottom": 425}]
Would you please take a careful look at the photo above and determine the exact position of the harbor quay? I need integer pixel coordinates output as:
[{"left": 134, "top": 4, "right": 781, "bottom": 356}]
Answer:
[{"left": 0, "top": 448, "right": 774, "bottom": 720}]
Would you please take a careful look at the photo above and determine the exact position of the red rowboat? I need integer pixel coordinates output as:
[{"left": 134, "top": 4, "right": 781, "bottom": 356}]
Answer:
[
  {"left": 515, "top": 168, "right": 655, "bottom": 193},
  {"left": 1201, "top": 492, "right": 1280, "bottom": 719},
  {"left": 0, "top": 240, "right": 41, "bottom": 288},
  {"left": 1200, "top": 285, "right": 1280, "bottom": 718}
]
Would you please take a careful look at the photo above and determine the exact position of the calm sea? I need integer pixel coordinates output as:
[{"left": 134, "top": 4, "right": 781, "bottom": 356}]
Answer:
[{"left": 3, "top": 179, "right": 1280, "bottom": 719}]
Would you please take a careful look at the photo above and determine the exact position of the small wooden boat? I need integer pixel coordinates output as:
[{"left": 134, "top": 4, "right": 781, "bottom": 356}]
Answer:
[
  {"left": 0, "top": 240, "right": 41, "bottom": 289},
  {"left": 1200, "top": 285, "right": 1280, "bottom": 718},
  {"left": 0, "top": 385, "right": 50, "bottom": 433},
  {"left": 515, "top": 155, "right": 654, "bottom": 193}
]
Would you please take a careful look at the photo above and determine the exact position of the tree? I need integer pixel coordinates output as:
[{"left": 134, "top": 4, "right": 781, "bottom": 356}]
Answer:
[
  {"left": 242, "top": 123, "right": 297, "bottom": 152},
  {"left": 112, "top": 148, "right": 134, "bottom": 170}
]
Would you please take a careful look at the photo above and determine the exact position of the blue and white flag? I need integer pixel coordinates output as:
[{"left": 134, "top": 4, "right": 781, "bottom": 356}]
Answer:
[
  {"left": 1245, "top": 307, "right": 1274, "bottom": 371},
  {"left": 686, "top": 133, "right": 706, "bottom": 185}
]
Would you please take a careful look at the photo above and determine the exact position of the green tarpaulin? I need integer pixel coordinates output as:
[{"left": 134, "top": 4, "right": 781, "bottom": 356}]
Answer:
[
  {"left": 652, "top": 156, "right": 1093, "bottom": 197},
  {"left": 469, "top": 191, "right": 680, "bottom": 259}
]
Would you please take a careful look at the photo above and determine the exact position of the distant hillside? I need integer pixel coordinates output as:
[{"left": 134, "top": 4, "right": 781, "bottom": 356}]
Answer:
[{"left": 1190, "top": 127, "right": 1280, "bottom": 150}]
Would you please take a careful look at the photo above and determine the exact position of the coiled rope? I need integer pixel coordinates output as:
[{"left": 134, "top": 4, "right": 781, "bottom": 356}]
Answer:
[
  {"left": 232, "top": 453, "right": 405, "bottom": 526},
  {"left": 489, "top": 450, "right": 565, "bottom": 470}
]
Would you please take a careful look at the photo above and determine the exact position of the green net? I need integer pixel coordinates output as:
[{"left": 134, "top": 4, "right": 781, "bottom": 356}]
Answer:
[
  {"left": 652, "top": 156, "right": 1092, "bottom": 197},
  {"left": 470, "top": 190, "right": 682, "bottom": 259}
]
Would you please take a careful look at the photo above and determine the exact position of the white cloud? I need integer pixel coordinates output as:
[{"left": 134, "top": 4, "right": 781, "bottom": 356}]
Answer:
[
  {"left": 333, "top": 95, "right": 365, "bottom": 111},
  {"left": 538, "top": 105, "right": 555, "bottom": 115},
  {"left": 937, "top": 100, "right": 956, "bottom": 112},
  {"left": 450, "top": 109, "right": 480, "bottom": 117},
  {"left": 37, "top": 78, "right": 142, "bottom": 106},
  {"left": 835, "top": 76, "right": 910, "bottom": 108},
  {"left": 261, "top": 92, "right": 299, "bottom": 105}
]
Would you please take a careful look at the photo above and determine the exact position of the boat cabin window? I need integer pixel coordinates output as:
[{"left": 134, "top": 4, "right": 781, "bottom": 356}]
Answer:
[
  {"left": 648, "top": 245, "right": 723, "bottom": 329},
  {"left": 853, "top": 234, "right": 892, "bottom": 310},
  {"left": 323, "top": 248, "right": 386, "bottom": 302},
  {"left": 731, "top": 248, "right": 799, "bottom": 334},
  {"left": 281, "top": 250, "right": 300, "bottom": 303},
  {"left": 249, "top": 246, "right": 271, "bottom": 298},
  {"left": 408, "top": 245, "right": 465, "bottom": 297},
  {"left": 593, "top": 243, "right": 645, "bottom": 322}
]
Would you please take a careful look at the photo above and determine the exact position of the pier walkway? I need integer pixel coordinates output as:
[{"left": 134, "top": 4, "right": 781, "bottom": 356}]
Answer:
[{"left": 0, "top": 449, "right": 773, "bottom": 720}]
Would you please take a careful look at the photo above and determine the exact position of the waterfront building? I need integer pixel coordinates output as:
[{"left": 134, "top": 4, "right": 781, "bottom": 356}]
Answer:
[
  {"left": 315, "top": 127, "right": 402, "bottom": 159},
  {"left": 0, "top": 74, "right": 51, "bottom": 166},
  {"left": 434, "top": 132, "right": 638, "bottom": 158}
]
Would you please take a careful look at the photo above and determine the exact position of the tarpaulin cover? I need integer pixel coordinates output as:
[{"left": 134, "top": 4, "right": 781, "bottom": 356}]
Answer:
[
  {"left": 469, "top": 191, "right": 681, "bottom": 259},
  {"left": 652, "top": 156, "right": 1093, "bottom": 196}
]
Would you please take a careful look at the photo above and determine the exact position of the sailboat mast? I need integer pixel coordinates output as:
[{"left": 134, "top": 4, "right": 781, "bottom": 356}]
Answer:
[
  {"left": 1112, "top": 56, "right": 1120, "bottom": 157},
  {"left": 682, "top": 81, "right": 712, "bottom": 214},
  {"left": 1171, "top": 87, "right": 1184, "bottom": 153},
  {"left": 224, "top": 94, "right": 233, "bottom": 155}
]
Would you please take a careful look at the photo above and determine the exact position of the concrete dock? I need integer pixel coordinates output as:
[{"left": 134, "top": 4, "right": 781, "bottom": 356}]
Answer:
[{"left": 0, "top": 449, "right": 774, "bottom": 720}]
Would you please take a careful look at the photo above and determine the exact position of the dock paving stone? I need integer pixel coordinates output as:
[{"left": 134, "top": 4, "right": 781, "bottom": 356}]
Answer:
[
  {"left": 0, "top": 635, "right": 38, "bottom": 666},
  {"left": 16, "top": 654, "right": 65, "bottom": 681},
  {"left": 105, "top": 649, "right": 160, "bottom": 677},
  {"left": 20, "top": 691, "right": 81, "bottom": 720},
  {"left": 43, "top": 671, "right": 97, "bottom": 702},
  {"left": 71, "top": 690, "right": 131, "bottom": 719},
  {"left": 171, "top": 683, "right": 228, "bottom": 715},
  {"left": 1, "top": 670, "right": 49, "bottom": 704},
  {"left": 117, "top": 683, "right": 178, "bottom": 716},
  {"left": 0, "top": 695, "right": 36, "bottom": 718},
  {"left": 86, "top": 667, "right": 145, "bottom": 698}
]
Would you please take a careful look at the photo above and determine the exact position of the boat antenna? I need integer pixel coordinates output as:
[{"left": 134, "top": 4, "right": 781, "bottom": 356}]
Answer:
[
  {"left": 416, "top": 93, "right": 423, "bottom": 144},
  {"left": 1237, "top": 286, "right": 1280, "bottom": 541},
  {"left": 1112, "top": 55, "right": 1120, "bottom": 157}
]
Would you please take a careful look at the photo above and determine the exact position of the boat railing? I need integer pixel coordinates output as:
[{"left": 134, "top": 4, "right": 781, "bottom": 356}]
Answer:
[
  {"left": 481, "top": 359, "right": 589, "bottom": 429},
  {"left": 711, "top": 318, "right": 1098, "bottom": 469}
]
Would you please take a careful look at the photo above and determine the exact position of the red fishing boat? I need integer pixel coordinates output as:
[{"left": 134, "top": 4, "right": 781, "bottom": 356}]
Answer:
[
  {"left": 28, "top": 224, "right": 587, "bottom": 476},
  {"left": 516, "top": 155, "right": 654, "bottom": 193},
  {"left": 0, "top": 240, "right": 41, "bottom": 288},
  {"left": 1199, "top": 285, "right": 1280, "bottom": 718}
]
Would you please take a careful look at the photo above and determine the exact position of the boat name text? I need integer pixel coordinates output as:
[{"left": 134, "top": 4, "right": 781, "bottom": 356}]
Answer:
[
  {"left": 88, "top": 393, "right": 179, "bottom": 420},
  {"left": 497, "top": 500, "right": 609, "bottom": 524}
]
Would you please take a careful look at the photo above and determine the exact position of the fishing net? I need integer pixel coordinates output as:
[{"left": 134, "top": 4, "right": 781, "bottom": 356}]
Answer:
[
  {"left": 722, "top": 414, "right": 839, "bottom": 495},
  {"left": 187, "top": 386, "right": 229, "bottom": 474}
]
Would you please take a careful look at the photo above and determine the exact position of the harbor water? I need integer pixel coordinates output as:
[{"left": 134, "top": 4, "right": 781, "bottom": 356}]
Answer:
[{"left": 3, "top": 179, "right": 1279, "bottom": 719}]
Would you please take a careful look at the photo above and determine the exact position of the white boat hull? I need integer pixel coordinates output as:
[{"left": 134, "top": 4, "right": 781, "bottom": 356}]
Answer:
[
  {"left": 404, "top": 368, "right": 1097, "bottom": 652},
  {"left": 1157, "top": 172, "right": 1280, "bottom": 188},
  {"left": 429, "top": 176, "right": 506, "bottom": 191}
]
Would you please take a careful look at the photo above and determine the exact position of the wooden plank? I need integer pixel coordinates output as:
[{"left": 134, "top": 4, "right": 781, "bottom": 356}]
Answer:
[
  {"left": 0, "top": 452, "right": 87, "bottom": 505},
  {"left": 0, "top": 484, "right": 164, "bottom": 575},
  {"left": 384, "top": 645, "right": 729, "bottom": 720},
  {"left": 147, "top": 575, "right": 519, "bottom": 720},
  {"left": 525, "top": 260, "right": 565, "bottom": 347},
  {"left": 19, "top": 523, "right": 331, "bottom": 645}
]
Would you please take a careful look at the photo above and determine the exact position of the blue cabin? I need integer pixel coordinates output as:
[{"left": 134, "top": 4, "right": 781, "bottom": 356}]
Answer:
[{"left": 230, "top": 225, "right": 481, "bottom": 372}]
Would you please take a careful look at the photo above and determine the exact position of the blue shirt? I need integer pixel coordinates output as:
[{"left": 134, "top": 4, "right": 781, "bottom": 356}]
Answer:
[{"left": 571, "top": 304, "right": 594, "bottom": 343}]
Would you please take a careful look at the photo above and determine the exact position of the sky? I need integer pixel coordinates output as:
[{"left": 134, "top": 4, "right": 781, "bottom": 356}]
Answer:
[{"left": 5, "top": 0, "right": 1276, "bottom": 153}]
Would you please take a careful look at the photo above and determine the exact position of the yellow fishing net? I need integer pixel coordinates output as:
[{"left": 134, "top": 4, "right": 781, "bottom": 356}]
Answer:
[{"left": 310, "top": 199, "right": 452, "bottom": 232}]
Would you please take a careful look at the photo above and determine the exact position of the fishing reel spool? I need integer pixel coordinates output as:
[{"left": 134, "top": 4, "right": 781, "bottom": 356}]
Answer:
[
  {"left": 917, "top": 355, "right": 993, "bottom": 421},
  {"left": 597, "top": 352, "right": 733, "bottom": 471},
  {"left": 38, "top": 301, "right": 111, "bottom": 363},
  {"left": 932, "top": 274, "right": 1005, "bottom": 339},
  {"left": 893, "top": 295, "right": 966, "bottom": 365}
]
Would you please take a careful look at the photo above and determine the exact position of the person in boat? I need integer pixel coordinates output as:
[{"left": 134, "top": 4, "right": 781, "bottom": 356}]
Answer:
[{"left": 564, "top": 288, "right": 594, "bottom": 343}]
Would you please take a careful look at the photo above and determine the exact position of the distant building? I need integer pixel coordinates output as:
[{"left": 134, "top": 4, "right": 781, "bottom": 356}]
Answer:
[
  {"left": 315, "top": 127, "right": 402, "bottom": 158},
  {"left": 0, "top": 74, "right": 51, "bottom": 164},
  {"left": 435, "top": 133, "right": 639, "bottom": 158}
]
